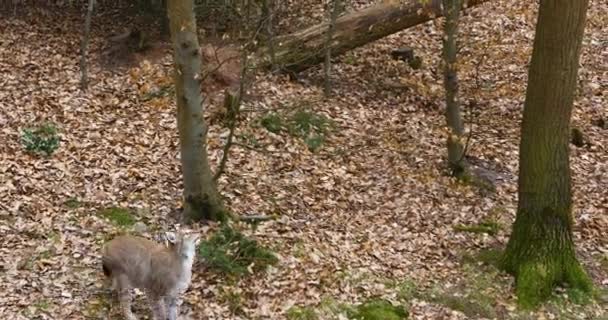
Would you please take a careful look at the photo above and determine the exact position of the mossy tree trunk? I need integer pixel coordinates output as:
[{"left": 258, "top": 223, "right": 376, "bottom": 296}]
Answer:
[
  {"left": 502, "top": 0, "right": 591, "bottom": 308},
  {"left": 167, "top": 0, "right": 226, "bottom": 222},
  {"left": 442, "top": 0, "right": 468, "bottom": 177}
]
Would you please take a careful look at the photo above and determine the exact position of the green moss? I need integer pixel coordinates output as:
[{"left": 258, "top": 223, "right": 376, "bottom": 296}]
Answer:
[
  {"left": 258, "top": 108, "right": 334, "bottom": 151},
  {"left": 287, "top": 110, "right": 331, "bottom": 137},
  {"left": 600, "top": 254, "right": 608, "bottom": 272},
  {"left": 454, "top": 220, "right": 501, "bottom": 236},
  {"left": 408, "top": 56, "right": 423, "bottom": 69},
  {"left": 514, "top": 260, "right": 593, "bottom": 309},
  {"left": 184, "top": 194, "right": 230, "bottom": 222},
  {"left": 64, "top": 197, "right": 83, "bottom": 209},
  {"left": 260, "top": 112, "right": 283, "bottom": 133},
  {"left": 286, "top": 306, "right": 318, "bottom": 320},
  {"left": 342, "top": 54, "right": 357, "bottom": 65},
  {"left": 304, "top": 135, "right": 325, "bottom": 152},
  {"left": 427, "top": 291, "right": 496, "bottom": 319},
  {"left": 348, "top": 299, "right": 408, "bottom": 320},
  {"left": 199, "top": 224, "right": 278, "bottom": 276},
  {"left": 99, "top": 207, "right": 136, "bottom": 227},
  {"left": 396, "top": 280, "right": 418, "bottom": 301},
  {"left": 33, "top": 299, "right": 51, "bottom": 311},
  {"left": 475, "top": 248, "right": 504, "bottom": 268}
]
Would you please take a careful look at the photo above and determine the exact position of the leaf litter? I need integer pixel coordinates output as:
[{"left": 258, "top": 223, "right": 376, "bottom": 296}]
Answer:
[{"left": 0, "top": 1, "right": 606, "bottom": 319}]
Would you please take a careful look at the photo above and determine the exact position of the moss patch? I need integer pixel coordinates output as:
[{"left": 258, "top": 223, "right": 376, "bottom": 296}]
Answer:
[
  {"left": 427, "top": 291, "right": 496, "bottom": 319},
  {"left": 260, "top": 112, "right": 283, "bottom": 133},
  {"left": 63, "top": 197, "right": 83, "bottom": 209},
  {"left": 599, "top": 254, "right": 608, "bottom": 273},
  {"left": 286, "top": 306, "right": 318, "bottom": 320},
  {"left": 99, "top": 207, "right": 136, "bottom": 227},
  {"left": 454, "top": 220, "right": 501, "bottom": 236},
  {"left": 198, "top": 224, "right": 278, "bottom": 276},
  {"left": 507, "top": 257, "right": 593, "bottom": 309},
  {"left": 348, "top": 299, "right": 408, "bottom": 320},
  {"left": 257, "top": 107, "right": 334, "bottom": 152}
]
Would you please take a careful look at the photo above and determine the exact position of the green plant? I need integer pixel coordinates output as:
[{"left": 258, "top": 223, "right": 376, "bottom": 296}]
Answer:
[
  {"left": 21, "top": 123, "right": 60, "bottom": 156},
  {"left": 397, "top": 280, "right": 418, "bottom": 301},
  {"left": 220, "top": 289, "right": 245, "bottom": 315},
  {"left": 199, "top": 224, "right": 278, "bottom": 276},
  {"left": 342, "top": 54, "right": 357, "bottom": 65},
  {"left": 453, "top": 219, "right": 501, "bottom": 236},
  {"left": 286, "top": 306, "right": 318, "bottom": 320},
  {"left": 64, "top": 197, "right": 83, "bottom": 209},
  {"left": 348, "top": 299, "right": 408, "bottom": 320},
  {"left": 426, "top": 291, "right": 495, "bottom": 319},
  {"left": 304, "top": 135, "right": 325, "bottom": 152},
  {"left": 99, "top": 207, "right": 136, "bottom": 227},
  {"left": 287, "top": 110, "right": 330, "bottom": 137},
  {"left": 260, "top": 112, "right": 283, "bottom": 133}
]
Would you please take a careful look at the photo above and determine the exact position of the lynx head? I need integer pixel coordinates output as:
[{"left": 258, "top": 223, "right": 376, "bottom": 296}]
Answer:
[{"left": 165, "top": 232, "right": 200, "bottom": 266}]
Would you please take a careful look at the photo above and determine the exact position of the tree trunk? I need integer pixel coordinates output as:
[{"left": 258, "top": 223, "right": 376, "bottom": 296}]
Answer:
[
  {"left": 442, "top": 0, "right": 468, "bottom": 176},
  {"left": 80, "top": 0, "right": 95, "bottom": 91},
  {"left": 323, "top": 0, "right": 341, "bottom": 97},
  {"left": 502, "top": 0, "right": 591, "bottom": 308},
  {"left": 259, "top": 0, "right": 488, "bottom": 73},
  {"left": 167, "top": 0, "right": 226, "bottom": 222}
]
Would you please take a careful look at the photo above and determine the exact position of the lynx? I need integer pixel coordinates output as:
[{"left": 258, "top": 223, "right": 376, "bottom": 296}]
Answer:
[{"left": 102, "top": 232, "right": 200, "bottom": 320}]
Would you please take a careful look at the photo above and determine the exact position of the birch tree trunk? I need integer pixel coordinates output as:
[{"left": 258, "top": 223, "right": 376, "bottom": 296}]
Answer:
[
  {"left": 167, "top": 0, "right": 226, "bottom": 222},
  {"left": 502, "top": 0, "right": 592, "bottom": 308}
]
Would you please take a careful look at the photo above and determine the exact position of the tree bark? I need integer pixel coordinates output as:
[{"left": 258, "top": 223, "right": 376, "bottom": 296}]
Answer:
[
  {"left": 167, "top": 0, "right": 226, "bottom": 222},
  {"left": 80, "top": 0, "right": 95, "bottom": 91},
  {"left": 502, "top": 0, "right": 591, "bottom": 308},
  {"left": 442, "top": 0, "right": 468, "bottom": 176},
  {"left": 259, "top": 0, "right": 488, "bottom": 73},
  {"left": 323, "top": 0, "right": 341, "bottom": 97}
]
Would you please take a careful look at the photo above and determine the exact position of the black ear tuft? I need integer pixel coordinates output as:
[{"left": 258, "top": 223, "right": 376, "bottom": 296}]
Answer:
[{"left": 102, "top": 262, "right": 111, "bottom": 277}]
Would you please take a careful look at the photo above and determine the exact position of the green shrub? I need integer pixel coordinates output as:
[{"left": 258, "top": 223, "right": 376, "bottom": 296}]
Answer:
[
  {"left": 199, "top": 224, "right": 278, "bottom": 276},
  {"left": 21, "top": 123, "right": 60, "bottom": 156}
]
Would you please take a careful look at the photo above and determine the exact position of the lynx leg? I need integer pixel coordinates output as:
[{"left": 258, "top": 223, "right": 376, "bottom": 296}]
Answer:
[
  {"left": 165, "top": 296, "right": 179, "bottom": 320},
  {"left": 148, "top": 294, "right": 167, "bottom": 320},
  {"left": 116, "top": 275, "right": 137, "bottom": 320}
]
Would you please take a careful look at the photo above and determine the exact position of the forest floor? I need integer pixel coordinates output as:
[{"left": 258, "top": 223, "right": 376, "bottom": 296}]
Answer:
[{"left": 0, "top": 0, "right": 606, "bottom": 319}]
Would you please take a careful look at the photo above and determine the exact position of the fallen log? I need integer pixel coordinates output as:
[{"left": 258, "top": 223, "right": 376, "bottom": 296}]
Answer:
[{"left": 260, "top": 0, "right": 489, "bottom": 73}]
